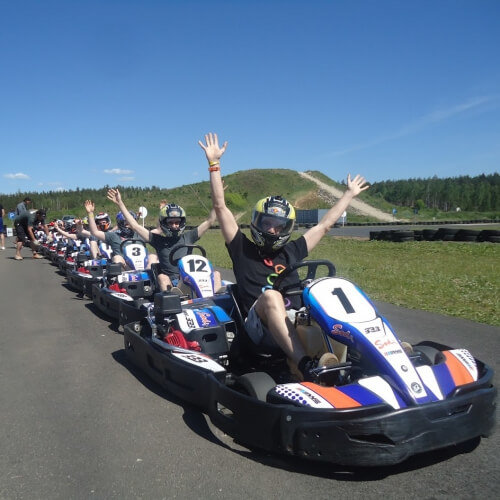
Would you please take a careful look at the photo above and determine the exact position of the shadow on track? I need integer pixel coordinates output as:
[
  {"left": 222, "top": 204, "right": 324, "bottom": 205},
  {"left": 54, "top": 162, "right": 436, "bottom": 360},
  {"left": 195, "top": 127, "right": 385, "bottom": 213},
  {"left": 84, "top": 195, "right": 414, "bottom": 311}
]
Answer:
[{"left": 84, "top": 302, "right": 121, "bottom": 334}]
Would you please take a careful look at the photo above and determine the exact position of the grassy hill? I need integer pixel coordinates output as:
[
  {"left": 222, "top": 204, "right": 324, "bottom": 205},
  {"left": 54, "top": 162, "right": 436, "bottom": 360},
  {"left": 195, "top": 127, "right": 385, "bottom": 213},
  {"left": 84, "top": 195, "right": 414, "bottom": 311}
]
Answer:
[
  {"left": 1, "top": 169, "right": 497, "bottom": 226},
  {"left": 1, "top": 169, "right": 383, "bottom": 227}
]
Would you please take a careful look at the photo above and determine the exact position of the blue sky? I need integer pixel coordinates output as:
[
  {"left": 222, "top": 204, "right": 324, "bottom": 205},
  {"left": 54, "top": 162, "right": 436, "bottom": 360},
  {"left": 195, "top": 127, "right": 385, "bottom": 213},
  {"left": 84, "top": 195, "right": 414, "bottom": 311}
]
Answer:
[{"left": 1, "top": 0, "right": 499, "bottom": 195}]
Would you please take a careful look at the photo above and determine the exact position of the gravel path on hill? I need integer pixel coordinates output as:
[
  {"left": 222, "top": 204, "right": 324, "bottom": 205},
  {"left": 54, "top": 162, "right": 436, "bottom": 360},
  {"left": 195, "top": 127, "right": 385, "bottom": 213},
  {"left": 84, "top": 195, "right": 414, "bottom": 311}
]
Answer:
[{"left": 299, "top": 171, "right": 396, "bottom": 222}]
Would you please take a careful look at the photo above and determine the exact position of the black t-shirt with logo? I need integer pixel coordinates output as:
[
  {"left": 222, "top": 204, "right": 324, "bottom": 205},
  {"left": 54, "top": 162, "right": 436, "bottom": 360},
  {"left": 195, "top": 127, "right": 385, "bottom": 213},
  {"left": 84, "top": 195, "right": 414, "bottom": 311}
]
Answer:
[{"left": 226, "top": 230, "right": 308, "bottom": 317}]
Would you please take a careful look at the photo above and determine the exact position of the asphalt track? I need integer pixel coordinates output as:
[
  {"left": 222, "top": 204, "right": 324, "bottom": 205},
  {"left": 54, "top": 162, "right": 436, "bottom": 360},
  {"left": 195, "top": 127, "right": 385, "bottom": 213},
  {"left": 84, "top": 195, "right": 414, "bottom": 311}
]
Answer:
[{"left": 0, "top": 244, "right": 498, "bottom": 499}]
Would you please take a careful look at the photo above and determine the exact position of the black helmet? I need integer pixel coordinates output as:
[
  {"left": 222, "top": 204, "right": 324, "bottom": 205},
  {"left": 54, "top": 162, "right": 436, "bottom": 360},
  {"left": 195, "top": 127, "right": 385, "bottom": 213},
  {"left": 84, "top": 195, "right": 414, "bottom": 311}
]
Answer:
[
  {"left": 64, "top": 220, "right": 77, "bottom": 234},
  {"left": 250, "top": 196, "right": 296, "bottom": 252}
]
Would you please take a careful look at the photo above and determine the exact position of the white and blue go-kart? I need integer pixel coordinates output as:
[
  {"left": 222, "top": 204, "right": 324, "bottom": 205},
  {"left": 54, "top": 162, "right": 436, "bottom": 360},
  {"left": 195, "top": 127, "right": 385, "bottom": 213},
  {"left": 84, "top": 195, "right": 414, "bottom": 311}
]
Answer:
[
  {"left": 92, "top": 239, "right": 154, "bottom": 319},
  {"left": 123, "top": 259, "right": 496, "bottom": 467},
  {"left": 118, "top": 244, "right": 228, "bottom": 328}
]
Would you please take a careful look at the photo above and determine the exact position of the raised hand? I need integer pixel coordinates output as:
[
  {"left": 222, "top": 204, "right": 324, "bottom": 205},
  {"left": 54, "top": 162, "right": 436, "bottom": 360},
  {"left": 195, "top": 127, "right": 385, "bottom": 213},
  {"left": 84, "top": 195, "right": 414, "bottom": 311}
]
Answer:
[
  {"left": 84, "top": 200, "right": 95, "bottom": 214},
  {"left": 346, "top": 174, "right": 369, "bottom": 197},
  {"left": 198, "top": 132, "right": 228, "bottom": 163},
  {"left": 107, "top": 188, "right": 122, "bottom": 205}
]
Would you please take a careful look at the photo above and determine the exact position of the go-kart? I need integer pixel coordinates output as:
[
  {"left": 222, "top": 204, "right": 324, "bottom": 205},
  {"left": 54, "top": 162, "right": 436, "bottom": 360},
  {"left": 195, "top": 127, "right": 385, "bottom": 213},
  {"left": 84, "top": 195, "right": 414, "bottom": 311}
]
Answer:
[
  {"left": 92, "top": 239, "right": 154, "bottom": 319},
  {"left": 122, "top": 259, "right": 496, "bottom": 467},
  {"left": 66, "top": 257, "right": 109, "bottom": 297},
  {"left": 66, "top": 241, "right": 114, "bottom": 297},
  {"left": 59, "top": 239, "right": 93, "bottom": 275},
  {"left": 118, "top": 243, "right": 226, "bottom": 328}
]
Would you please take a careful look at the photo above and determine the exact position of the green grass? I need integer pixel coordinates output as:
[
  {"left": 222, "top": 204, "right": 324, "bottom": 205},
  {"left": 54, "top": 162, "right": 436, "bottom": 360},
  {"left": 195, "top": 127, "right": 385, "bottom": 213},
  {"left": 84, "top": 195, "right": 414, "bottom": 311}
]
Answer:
[{"left": 198, "top": 229, "right": 500, "bottom": 326}]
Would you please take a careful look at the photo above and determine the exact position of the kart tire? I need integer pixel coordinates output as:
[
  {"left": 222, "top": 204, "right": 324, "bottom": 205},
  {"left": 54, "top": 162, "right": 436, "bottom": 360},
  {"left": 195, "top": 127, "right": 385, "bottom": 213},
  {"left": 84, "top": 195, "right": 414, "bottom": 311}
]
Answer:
[
  {"left": 236, "top": 372, "right": 276, "bottom": 401},
  {"left": 414, "top": 345, "right": 441, "bottom": 365}
]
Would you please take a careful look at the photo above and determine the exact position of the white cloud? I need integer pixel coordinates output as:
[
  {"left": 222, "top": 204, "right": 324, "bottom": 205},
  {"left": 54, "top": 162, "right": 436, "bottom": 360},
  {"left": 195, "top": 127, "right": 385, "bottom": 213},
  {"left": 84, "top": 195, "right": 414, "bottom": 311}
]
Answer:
[
  {"left": 4, "top": 172, "right": 30, "bottom": 179},
  {"left": 104, "top": 168, "right": 134, "bottom": 175},
  {"left": 329, "top": 95, "right": 499, "bottom": 157}
]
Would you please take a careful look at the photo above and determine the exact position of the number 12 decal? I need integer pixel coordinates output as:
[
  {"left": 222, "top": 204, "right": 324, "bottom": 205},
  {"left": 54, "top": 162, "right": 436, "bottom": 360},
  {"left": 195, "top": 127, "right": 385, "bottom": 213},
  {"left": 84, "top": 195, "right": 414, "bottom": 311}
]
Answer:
[
  {"left": 187, "top": 258, "right": 208, "bottom": 273},
  {"left": 331, "top": 287, "right": 355, "bottom": 314}
]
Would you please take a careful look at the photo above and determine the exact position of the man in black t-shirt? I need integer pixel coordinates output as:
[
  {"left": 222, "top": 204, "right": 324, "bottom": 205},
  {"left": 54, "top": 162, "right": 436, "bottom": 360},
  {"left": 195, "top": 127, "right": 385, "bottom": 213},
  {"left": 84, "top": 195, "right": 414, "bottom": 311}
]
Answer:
[
  {"left": 199, "top": 132, "right": 369, "bottom": 381},
  {"left": 13, "top": 209, "right": 49, "bottom": 260}
]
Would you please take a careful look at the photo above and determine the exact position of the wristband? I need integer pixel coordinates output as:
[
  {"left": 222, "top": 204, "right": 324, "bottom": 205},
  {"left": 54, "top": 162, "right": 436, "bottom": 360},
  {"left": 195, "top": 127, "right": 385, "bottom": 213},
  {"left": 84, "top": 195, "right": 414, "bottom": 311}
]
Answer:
[
  {"left": 208, "top": 160, "right": 220, "bottom": 167},
  {"left": 208, "top": 165, "right": 220, "bottom": 172}
]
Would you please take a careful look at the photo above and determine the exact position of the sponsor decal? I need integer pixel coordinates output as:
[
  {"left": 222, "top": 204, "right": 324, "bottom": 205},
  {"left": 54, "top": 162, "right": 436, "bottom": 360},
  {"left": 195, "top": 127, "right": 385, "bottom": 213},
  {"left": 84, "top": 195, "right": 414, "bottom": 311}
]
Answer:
[
  {"left": 195, "top": 310, "right": 215, "bottom": 328},
  {"left": 331, "top": 324, "right": 353, "bottom": 342},
  {"left": 452, "top": 349, "right": 476, "bottom": 372},
  {"left": 297, "top": 387, "right": 322, "bottom": 405},
  {"left": 401, "top": 364, "right": 408, "bottom": 372},
  {"left": 183, "top": 354, "right": 209, "bottom": 363},
  {"left": 375, "top": 338, "right": 397, "bottom": 350},
  {"left": 183, "top": 312, "right": 196, "bottom": 329},
  {"left": 110, "top": 292, "right": 134, "bottom": 301},
  {"left": 383, "top": 349, "right": 403, "bottom": 357}
]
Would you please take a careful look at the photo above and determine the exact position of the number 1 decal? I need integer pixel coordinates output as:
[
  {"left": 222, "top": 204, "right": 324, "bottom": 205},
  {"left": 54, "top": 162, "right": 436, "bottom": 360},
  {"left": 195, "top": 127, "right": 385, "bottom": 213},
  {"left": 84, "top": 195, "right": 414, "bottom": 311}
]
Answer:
[{"left": 331, "top": 287, "right": 355, "bottom": 314}]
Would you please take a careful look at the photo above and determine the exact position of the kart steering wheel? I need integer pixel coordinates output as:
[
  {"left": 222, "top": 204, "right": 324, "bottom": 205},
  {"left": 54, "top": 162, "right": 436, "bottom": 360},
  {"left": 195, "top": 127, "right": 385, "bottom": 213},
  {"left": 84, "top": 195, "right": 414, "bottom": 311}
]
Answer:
[
  {"left": 168, "top": 244, "right": 207, "bottom": 267},
  {"left": 272, "top": 259, "right": 336, "bottom": 296}
]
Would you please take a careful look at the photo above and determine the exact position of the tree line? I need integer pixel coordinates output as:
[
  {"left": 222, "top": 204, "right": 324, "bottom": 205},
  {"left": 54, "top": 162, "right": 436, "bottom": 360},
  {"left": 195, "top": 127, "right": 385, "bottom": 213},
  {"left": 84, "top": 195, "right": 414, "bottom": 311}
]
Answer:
[
  {"left": 2, "top": 171, "right": 498, "bottom": 217},
  {"left": 369, "top": 173, "right": 499, "bottom": 212}
]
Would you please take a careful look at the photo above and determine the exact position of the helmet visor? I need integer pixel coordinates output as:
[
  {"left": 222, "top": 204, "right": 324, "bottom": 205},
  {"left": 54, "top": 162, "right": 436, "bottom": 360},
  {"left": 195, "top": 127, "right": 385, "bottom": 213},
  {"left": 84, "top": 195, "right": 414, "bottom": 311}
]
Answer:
[{"left": 254, "top": 213, "right": 294, "bottom": 236}]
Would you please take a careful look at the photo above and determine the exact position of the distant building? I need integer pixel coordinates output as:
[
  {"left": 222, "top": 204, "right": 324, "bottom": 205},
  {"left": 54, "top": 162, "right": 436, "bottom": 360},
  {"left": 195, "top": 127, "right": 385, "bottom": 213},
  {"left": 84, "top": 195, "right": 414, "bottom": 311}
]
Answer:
[{"left": 295, "top": 209, "right": 328, "bottom": 225}]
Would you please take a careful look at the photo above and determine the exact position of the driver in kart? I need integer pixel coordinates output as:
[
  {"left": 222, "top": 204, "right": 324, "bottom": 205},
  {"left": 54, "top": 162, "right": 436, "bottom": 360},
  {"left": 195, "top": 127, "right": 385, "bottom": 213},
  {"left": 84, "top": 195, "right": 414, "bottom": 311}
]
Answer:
[
  {"left": 53, "top": 219, "right": 100, "bottom": 260},
  {"left": 106, "top": 188, "right": 221, "bottom": 292},
  {"left": 199, "top": 132, "right": 369, "bottom": 382},
  {"left": 84, "top": 201, "right": 143, "bottom": 270}
]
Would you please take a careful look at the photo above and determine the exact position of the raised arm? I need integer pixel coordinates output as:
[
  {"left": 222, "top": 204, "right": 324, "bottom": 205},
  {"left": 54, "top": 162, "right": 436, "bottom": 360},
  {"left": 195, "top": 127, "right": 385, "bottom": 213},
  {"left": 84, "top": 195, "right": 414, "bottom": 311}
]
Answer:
[
  {"left": 54, "top": 221, "right": 77, "bottom": 240},
  {"left": 84, "top": 200, "right": 106, "bottom": 242},
  {"left": 106, "top": 188, "right": 150, "bottom": 241},
  {"left": 303, "top": 174, "right": 369, "bottom": 252},
  {"left": 196, "top": 207, "right": 218, "bottom": 238},
  {"left": 198, "top": 133, "right": 238, "bottom": 244},
  {"left": 75, "top": 220, "right": 91, "bottom": 239}
]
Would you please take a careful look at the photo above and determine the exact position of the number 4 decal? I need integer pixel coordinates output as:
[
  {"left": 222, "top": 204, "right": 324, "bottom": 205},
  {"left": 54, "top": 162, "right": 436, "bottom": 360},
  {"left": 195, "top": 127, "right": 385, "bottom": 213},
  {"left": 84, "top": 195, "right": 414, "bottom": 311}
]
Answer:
[{"left": 331, "top": 287, "right": 355, "bottom": 314}]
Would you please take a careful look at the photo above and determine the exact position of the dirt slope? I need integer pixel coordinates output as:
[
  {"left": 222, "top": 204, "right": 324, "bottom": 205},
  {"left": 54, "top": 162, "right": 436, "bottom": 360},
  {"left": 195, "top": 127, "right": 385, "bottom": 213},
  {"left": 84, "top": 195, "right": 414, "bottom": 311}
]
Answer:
[{"left": 299, "top": 171, "right": 396, "bottom": 222}]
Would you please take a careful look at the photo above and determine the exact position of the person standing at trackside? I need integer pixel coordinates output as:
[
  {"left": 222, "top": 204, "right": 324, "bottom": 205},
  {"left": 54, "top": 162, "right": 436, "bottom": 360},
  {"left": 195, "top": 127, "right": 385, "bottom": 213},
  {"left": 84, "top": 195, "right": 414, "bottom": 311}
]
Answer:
[
  {"left": 13, "top": 209, "right": 50, "bottom": 260},
  {"left": 199, "top": 132, "right": 369, "bottom": 382},
  {"left": 16, "top": 197, "right": 32, "bottom": 215},
  {"left": 0, "top": 200, "right": 5, "bottom": 250}
]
